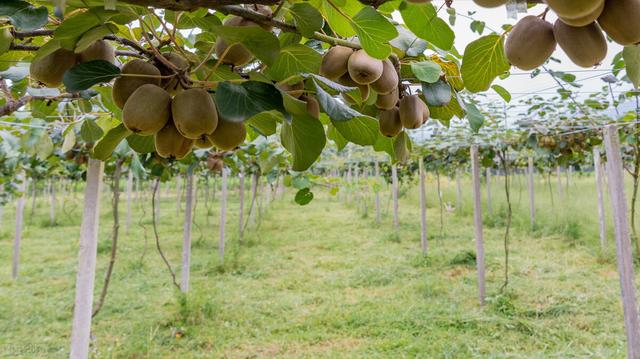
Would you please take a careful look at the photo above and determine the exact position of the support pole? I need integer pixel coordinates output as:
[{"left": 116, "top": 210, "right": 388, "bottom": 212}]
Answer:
[
  {"left": 528, "top": 157, "right": 535, "bottom": 229},
  {"left": 180, "top": 170, "right": 194, "bottom": 293},
  {"left": 239, "top": 170, "right": 245, "bottom": 242},
  {"left": 375, "top": 160, "right": 381, "bottom": 223},
  {"left": 12, "top": 175, "right": 27, "bottom": 280},
  {"left": 391, "top": 163, "right": 399, "bottom": 229},
  {"left": 486, "top": 168, "right": 492, "bottom": 216},
  {"left": 593, "top": 148, "right": 607, "bottom": 250},
  {"left": 219, "top": 167, "right": 228, "bottom": 261},
  {"left": 125, "top": 170, "right": 133, "bottom": 234},
  {"left": 470, "top": 146, "right": 485, "bottom": 305},
  {"left": 419, "top": 157, "right": 428, "bottom": 255}
]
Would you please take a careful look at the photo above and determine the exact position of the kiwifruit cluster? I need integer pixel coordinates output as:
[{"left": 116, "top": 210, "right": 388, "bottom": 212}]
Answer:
[
  {"left": 479, "top": 0, "right": 640, "bottom": 70},
  {"left": 206, "top": 152, "right": 225, "bottom": 173},
  {"left": 215, "top": 5, "right": 273, "bottom": 67},
  {"left": 114, "top": 54, "right": 247, "bottom": 159},
  {"left": 30, "top": 40, "right": 115, "bottom": 87}
]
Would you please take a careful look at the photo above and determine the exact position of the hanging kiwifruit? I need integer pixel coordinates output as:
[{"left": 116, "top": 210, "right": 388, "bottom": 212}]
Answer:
[
  {"left": 546, "top": 0, "right": 604, "bottom": 21},
  {"left": 0, "top": 28, "right": 14, "bottom": 56},
  {"left": 171, "top": 88, "right": 218, "bottom": 139},
  {"left": 209, "top": 118, "right": 247, "bottom": 151},
  {"left": 29, "top": 48, "right": 77, "bottom": 87},
  {"left": 472, "top": 0, "right": 507, "bottom": 8},
  {"left": 278, "top": 81, "right": 305, "bottom": 98},
  {"left": 338, "top": 73, "right": 370, "bottom": 103},
  {"left": 505, "top": 16, "right": 556, "bottom": 71},
  {"left": 304, "top": 95, "right": 320, "bottom": 119},
  {"left": 195, "top": 136, "right": 214, "bottom": 149},
  {"left": 378, "top": 108, "right": 402, "bottom": 137},
  {"left": 598, "top": 0, "right": 640, "bottom": 45},
  {"left": 156, "top": 52, "right": 190, "bottom": 95},
  {"left": 371, "top": 59, "right": 398, "bottom": 95},
  {"left": 319, "top": 46, "right": 354, "bottom": 80},
  {"left": 215, "top": 15, "right": 256, "bottom": 66},
  {"left": 347, "top": 50, "right": 384, "bottom": 85},
  {"left": 553, "top": 20, "right": 607, "bottom": 68},
  {"left": 557, "top": 1, "right": 604, "bottom": 27},
  {"left": 112, "top": 59, "right": 161, "bottom": 108},
  {"left": 399, "top": 95, "right": 429, "bottom": 129},
  {"left": 78, "top": 40, "right": 115, "bottom": 63},
  {"left": 122, "top": 84, "right": 171, "bottom": 135},
  {"left": 376, "top": 87, "right": 399, "bottom": 110},
  {"left": 155, "top": 118, "right": 194, "bottom": 159}
]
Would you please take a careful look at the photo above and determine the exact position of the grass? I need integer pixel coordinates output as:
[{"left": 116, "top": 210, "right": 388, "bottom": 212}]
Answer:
[{"left": 0, "top": 172, "right": 633, "bottom": 358}]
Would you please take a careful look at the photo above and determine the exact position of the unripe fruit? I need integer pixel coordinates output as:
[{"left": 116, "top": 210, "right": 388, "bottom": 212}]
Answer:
[
  {"left": 209, "top": 119, "right": 247, "bottom": 151},
  {"left": 122, "top": 84, "right": 171, "bottom": 135},
  {"left": 347, "top": 50, "right": 384, "bottom": 85},
  {"left": 399, "top": 95, "right": 429, "bottom": 129},
  {"left": 78, "top": 40, "right": 115, "bottom": 63},
  {"left": 171, "top": 88, "right": 218, "bottom": 140},
  {"left": 155, "top": 119, "right": 194, "bottom": 160},
  {"left": 30, "top": 48, "right": 77, "bottom": 87},
  {"left": 0, "top": 28, "right": 14, "bottom": 56},
  {"left": 371, "top": 59, "right": 398, "bottom": 95},
  {"left": 320, "top": 46, "right": 353, "bottom": 80},
  {"left": 376, "top": 87, "right": 399, "bottom": 110},
  {"left": 378, "top": 108, "right": 402, "bottom": 137},
  {"left": 112, "top": 60, "right": 161, "bottom": 108},
  {"left": 598, "top": 0, "right": 640, "bottom": 45},
  {"left": 505, "top": 16, "right": 556, "bottom": 71},
  {"left": 304, "top": 95, "right": 320, "bottom": 119},
  {"left": 553, "top": 20, "right": 606, "bottom": 68}
]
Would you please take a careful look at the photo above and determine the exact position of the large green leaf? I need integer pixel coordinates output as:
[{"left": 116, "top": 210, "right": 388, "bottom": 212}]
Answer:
[
  {"left": 215, "top": 81, "right": 287, "bottom": 122},
  {"left": 0, "top": 0, "right": 48, "bottom": 30},
  {"left": 461, "top": 34, "right": 510, "bottom": 93},
  {"left": 246, "top": 110, "right": 283, "bottom": 136},
  {"left": 63, "top": 60, "right": 121, "bottom": 92},
  {"left": 266, "top": 44, "right": 322, "bottom": 81},
  {"left": 411, "top": 61, "right": 442, "bottom": 83},
  {"left": 290, "top": 3, "right": 324, "bottom": 38},
  {"left": 321, "top": 0, "right": 361, "bottom": 37},
  {"left": 422, "top": 80, "right": 451, "bottom": 106},
  {"left": 126, "top": 133, "right": 155, "bottom": 154},
  {"left": 327, "top": 123, "right": 348, "bottom": 150},
  {"left": 93, "top": 123, "right": 131, "bottom": 160},
  {"left": 75, "top": 24, "right": 118, "bottom": 52},
  {"left": 400, "top": 2, "right": 454, "bottom": 51},
  {"left": 464, "top": 101, "right": 484, "bottom": 133},
  {"left": 80, "top": 119, "right": 104, "bottom": 143},
  {"left": 313, "top": 80, "right": 364, "bottom": 121},
  {"left": 624, "top": 45, "right": 640, "bottom": 89},
  {"left": 350, "top": 7, "right": 398, "bottom": 59},
  {"left": 280, "top": 115, "right": 326, "bottom": 171},
  {"left": 213, "top": 25, "right": 280, "bottom": 66},
  {"left": 332, "top": 116, "right": 379, "bottom": 146}
]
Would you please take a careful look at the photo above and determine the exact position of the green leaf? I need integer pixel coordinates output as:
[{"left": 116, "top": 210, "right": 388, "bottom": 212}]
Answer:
[
  {"left": 246, "top": 110, "right": 283, "bottom": 136},
  {"left": 266, "top": 44, "right": 322, "bottom": 81},
  {"left": 215, "top": 81, "right": 286, "bottom": 122},
  {"left": 422, "top": 80, "right": 451, "bottom": 106},
  {"left": 63, "top": 60, "right": 121, "bottom": 92},
  {"left": 280, "top": 115, "right": 326, "bottom": 171},
  {"left": 491, "top": 84, "right": 511, "bottom": 102},
  {"left": 93, "top": 123, "right": 131, "bottom": 160},
  {"left": 290, "top": 3, "right": 324, "bottom": 38},
  {"left": 321, "top": 0, "right": 361, "bottom": 37},
  {"left": 0, "top": 0, "right": 48, "bottom": 30},
  {"left": 400, "top": 2, "right": 454, "bottom": 51},
  {"left": 126, "top": 133, "right": 155, "bottom": 154},
  {"left": 327, "top": 123, "right": 348, "bottom": 150},
  {"left": 61, "top": 128, "right": 76, "bottom": 153},
  {"left": 411, "top": 61, "right": 442, "bottom": 83},
  {"left": 393, "top": 131, "right": 411, "bottom": 163},
  {"left": 350, "top": 7, "right": 398, "bottom": 59},
  {"left": 74, "top": 24, "right": 117, "bottom": 52},
  {"left": 332, "top": 116, "right": 379, "bottom": 146},
  {"left": 623, "top": 45, "right": 640, "bottom": 89},
  {"left": 430, "top": 91, "right": 464, "bottom": 125},
  {"left": 80, "top": 119, "right": 104, "bottom": 143},
  {"left": 213, "top": 24, "right": 280, "bottom": 66},
  {"left": 294, "top": 188, "right": 314, "bottom": 205},
  {"left": 35, "top": 132, "right": 53, "bottom": 160},
  {"left": 313, "top": 79, "right": 365, "bottom": 121},
  {"left": 465, "top": 101, "right": 484, "bottom": 133},
  {"left": 461, "top": 34, "right": 510, "bottom": 93}
]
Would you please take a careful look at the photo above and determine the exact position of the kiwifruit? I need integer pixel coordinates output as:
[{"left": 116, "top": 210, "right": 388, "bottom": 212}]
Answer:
[
  {"left": 598, "top": 0, "right": 640, "bottom": 45},
  {"left": 30, "top": 48, "right": 77, "bottom": 87},
  {"left": 209, "top": 119, "right": 247, "bottom": 151},
  {"left": 155, "top": 118, "right": 194, "bottom": 160},
  {"left": 399, "top": 95, "right": 429, "bottom": 129},
  {"left": 215, "top": 15, "right": 255, "bottom": 66},
  {"left": 546, "top": 0, "right": 603, "bottom": 20},
  {"left": 278, "top": 81, "right": 304, "bottom": 98},
  {"left": 207, "top": 155, "right": 224, "bottom": 172},
  {"left": 347, "top": 50, "right": 384, "bottom": 85},
  {"left": 553, "top": 20, "right": 607, "bottom": 68},
  {"left": 112, "top": 59, "right": 161, "bottom": 108},
  {"left": 472, "top": 0, "right": 507, "bottom": 7},
  {"left": 122, "top": 84, "right": 171, "bottom": 135},
  {"left": 371, "top": 59, "right": 398, "bottom": 95},
  {"left": 304, "top": 95, "right": 320, "bottom": 119},
  {"left": 78, "top": 40, "right": 115, "bottom": 63},
  {"left": 194, "top": 136, "right": 214, "bottom": 149},
  {"left": 557, "top": 1, "right": 604, "bottom": 27},
  {"left": 376, "top": 87, "right": 399, "bottom": 110},
  {"left": 319, "top": 46, "right": 353, "bottom": 80},
  {"left": 0, "top": 28, "right": 13, "bottom": 56},
  {"left": 156, "top": 52, "right": 190, "bottom": 95},
  {"left": 378, "top": 108, "right": 402, "bottom": 137},
  {"left": 171, "top": 88, "right": 218, "bottom": 139},
  {"left": 338, "top": 73, "right": 370, "bottom": 102},
  {"left": 505, "top": 16, "right": 556, "bottom": 71}
]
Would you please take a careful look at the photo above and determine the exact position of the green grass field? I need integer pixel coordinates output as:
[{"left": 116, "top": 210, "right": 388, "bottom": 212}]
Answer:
[{"left": 0, "top": 173, "right": 634, "bottom": 358}]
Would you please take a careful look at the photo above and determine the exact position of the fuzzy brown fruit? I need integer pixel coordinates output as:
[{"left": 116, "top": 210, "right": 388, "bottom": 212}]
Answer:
[
  {"left": 557, "top": 1, "right": 604, "bottom": 27},
  {"left": 319, "top": 46, "right": 353, "bottom": 80},
  {"left": 304, "top": 95, "right": 320, "bottom": 119},
  {"left": 378, "top": 108, "right": 402, "bottom": 137},
  {"left": 209, "top": 119, "right": 247, "bottom": 151},
  {"left": 472, "top": 0, "right": 507, "bottom": 7},
  {"left": 155, "top": 118, "right": 194, "bottom": 159},
  {"left": 122, "top": 84, "right": 171, "bottom": 136},
  {"left": 172, "top": 88, "right": 218, "bottom": 140},
  {"left": 375, "top": 87, "right": 399, "bottom": 110},
  {"left": 278, "top": 81, "right": 305, "bottom": 98},
  {"left": 157, "top": 52, "right": 190, "bottom": 95},
  {"left": 338, "top": 73, "right": 370, "bottom": 103},
  {"left": 78, "top": 40, "right": 115, "bottom": 63},
  {"left": 29, "top": 48, "right": 77, "bottom": 87},
  {"left": 598, "top": 0, "right": 640, "bottom": 45},
  {"left": 505, "top": 16, "right": 556, "bottom": 71},
  {"left": 347, "top": 50, "right": 384, "bottom": 85},
  {"left": 399, "top": 95, "right": 429, "bottom": 129},
  {"left": 371, "top": 59, "right": 398, "bottom": 95},
  {"left": 546, "top": 0, "right": 604, "bottom": 20},
  {"left": 553, "top": 20, "right": 607, "bottom": 68},
  {"left": 112, "top": 60, "right": 161, "bottom": 109}
]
